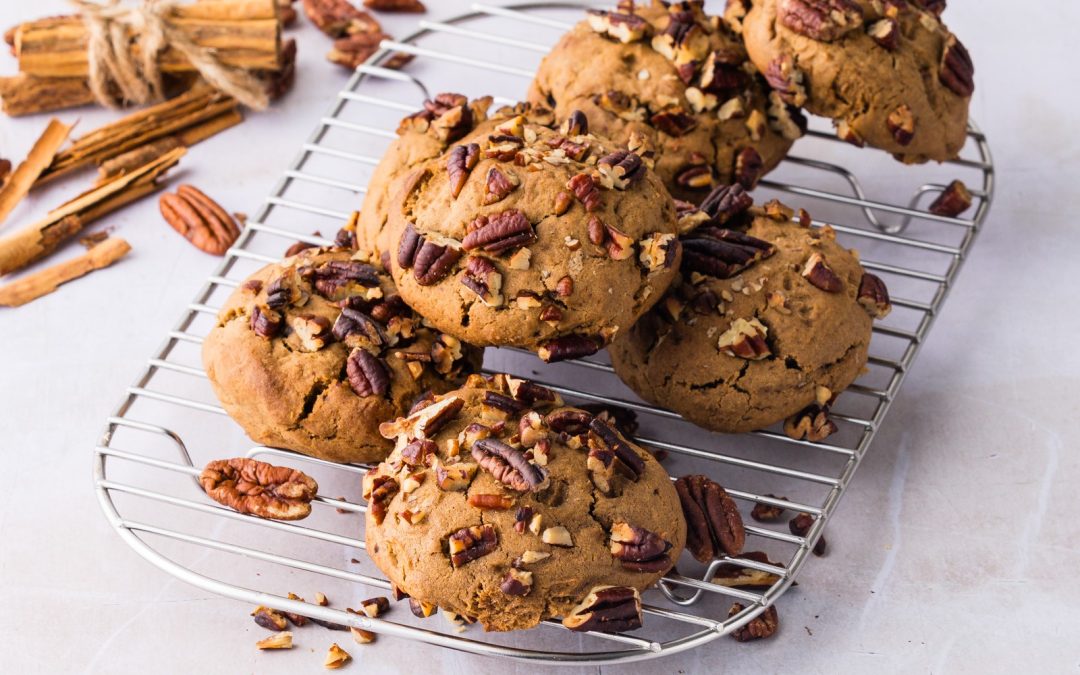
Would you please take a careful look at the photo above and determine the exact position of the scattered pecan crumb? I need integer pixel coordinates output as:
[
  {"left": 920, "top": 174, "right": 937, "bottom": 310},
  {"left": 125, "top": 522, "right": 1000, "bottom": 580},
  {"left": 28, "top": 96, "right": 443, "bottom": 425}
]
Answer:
[
  {"left": 256, "top": 631, "right": 293, "bottom": 650},
  {"left": 728, "top": 604, "right": 779, "bottom": 641},
  {"left": 324, "top": 643, "right": 351, "bottom": 669},
  {"left": 750, "top": 495, "right": 788, "bottom": 522}
]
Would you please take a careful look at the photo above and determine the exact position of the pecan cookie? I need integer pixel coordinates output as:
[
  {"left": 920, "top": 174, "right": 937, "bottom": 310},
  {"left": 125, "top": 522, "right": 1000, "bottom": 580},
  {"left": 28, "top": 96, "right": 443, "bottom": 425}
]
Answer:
[
  {"left": 740, "top": 0, "right": 973, "bottom": 163},
  {"left": 356, "top": 94, "right": 494, "bottom": 260},
  {"left": 363, "top": 374, "right": 686, "bottom": 632},
  {"left": 385, "top": 103, "right": 681, "bottom": 362},
  {"left": 202, "top": 247, "right": 483, "bottom": 464},
  {"left": 528, "top": 0, "right": 801, "bottom": 201},
  {"left": 609, "top": 186, "right": 891, "bottom": 432}
]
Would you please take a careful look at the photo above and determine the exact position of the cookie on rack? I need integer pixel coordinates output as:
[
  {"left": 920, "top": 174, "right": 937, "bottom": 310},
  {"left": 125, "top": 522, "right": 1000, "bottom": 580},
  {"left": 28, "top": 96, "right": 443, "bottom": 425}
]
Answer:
[
  {"left": 738, "top": 0, "right": 973, "bottom": 163},
  {"left": 608, "top": 185, "right": 892, "bottom": 433},
  {"left": 202, "top": 246, "right": 483, "bottom": 464},
  {"left": 385, "top": 103, "right": 682, "bottom": 362},
  {"left": 528, "top": 0, "right": 803, "bottom": 201},
  {"left": 363, "top": 373, "right": 686, "bottom": 632},
  {"left": 355, "top": 93, "right": 494, "bottom": 260}
]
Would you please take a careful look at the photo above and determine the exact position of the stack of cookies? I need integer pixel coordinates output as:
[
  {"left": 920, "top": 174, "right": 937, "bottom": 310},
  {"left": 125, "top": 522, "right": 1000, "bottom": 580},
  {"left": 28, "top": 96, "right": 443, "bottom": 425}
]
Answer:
[{"left": 202, "top": 0, "right": 973, "bottom": 635}]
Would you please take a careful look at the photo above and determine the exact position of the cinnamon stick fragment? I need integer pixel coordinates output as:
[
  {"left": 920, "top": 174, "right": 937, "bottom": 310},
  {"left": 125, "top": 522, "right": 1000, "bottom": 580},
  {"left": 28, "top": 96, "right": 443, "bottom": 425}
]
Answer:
[
  {"left": 0, "top": 119, "right": 73, "bottom": 225},
  {"left": 0, "top": 236, "right": 130, "bottom": 307},
  {"left": 0, "top": 147, "right": 184, "bottom": 276}
]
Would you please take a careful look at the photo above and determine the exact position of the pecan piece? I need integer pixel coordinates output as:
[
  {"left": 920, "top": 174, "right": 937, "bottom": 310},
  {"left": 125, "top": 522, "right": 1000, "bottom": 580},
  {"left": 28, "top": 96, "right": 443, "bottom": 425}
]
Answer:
[
  {"left": 650, "top": 108, "right": 697, "bottom": 137},
  {"left": 586, "top": 9, "right": 649, "bottom": 43},
  {"left": 560, "top": 110, "right": 589, "bottom": 136},
  {"left": 638, "top": 232, "right": 679, "bottom": 272},
  {"left": 789, "top": 512, "right": 827, "bottom": 555},
  {"left": 289, "top": 314, "right": 332, "bottom": 352},
  {"left": 699, "top": 183, "right": 754, "bottom": 226},
  {"left": 250, "top": 304, "right": 283, "bottom": 338},
  {"left": 928, "top": 179, "right": 972, "bottom": 217},
  {"left": 835, "top": 119, "right": 865, "bottom": 147},
  {"left": 675, "top": 474, "right": 746, "bottom": 561},
  {"left": 886, "top": 104, "right": 915, "bottom": 146},
  {"left": 303, "top": 0, "right": 381, "bottom": 38},
  {"left": 435, "top": 462, "right": 477, "bottom": 491},
  {"left": 408, "top": 598, "right": 437, "bottom": 617},
  {"left": 801, "top": 252, "right": 843, "bottom": 292},
  {"left": 460, "top": 255, "right": 504, "bottom": 307},
  {"left": 858, "top": 272, "right": 892, "bottom": 318},
  {"left": 159, "top": 185, "right": 241, "bottom": 256},
  {"left": 717, "top": 318, "right": 770, "bottom": 359},
  {"left": 471, "top": 438, "right": 549, "bottom": 492},
  {"left": 481, "top": 166, "right": 518, "bottom": 205},
  {"left": 562, "top": 586, "right": 642, "bottom": 633},
  {"left": 676, "top": 165, "right": 713, "bottom": 190},
  {"left": 728, "top": 604, "right": 779, "bottom": 641},
  {"left": 364, "top": 0, "right": 425, "bottom": 12},
  {"left": 506, "top": 376, "right": 561, "bottom": 407},
  {"left": 299, "top": 260, "right": 379, "bottom": 299},
  {"left": 411, "top": 92, "right": 474, "bottom": 142},
  {"left": 681, "top": 227, "right": 775, "bottom": 279},
  {"left": 734, "top": 147, "right": 764, "bottom": 189},
  {"left": 448, "top": 524, "right": 498, "bottom": 566},
  {"left": 867, "top": 17, "right": 899, "bottom": 50},
  {"left": 713, "top": 551, "right": 787, "bottom": 589},
  {"left": 397, "top": 223, "right": 462, "bottom": 285},
  {"left": 537, "top": 334, "right": 603, "bottom": 363},
  {"left": 545, "top": 408, "right": 594, "bottom": 435},
  {"left": 500, "top": 568, "right": 533, "bottom": 596},
  {"left": 462, "top": 210, "right": 535, "bottom": 253},
  {"left": 567, "top": 173, "right": 602, "bottom": 211},
  {"left": 468, "top": 493, "right": 515, "bottom": 510},
  {"left": 609, "top": 522, "right": 673, "bottom": 573},
  {"left": 332, "top": 308, "right": 388, "bottom": 350},
  {"left": 778, "top": 0, "right": 863, "bottom": 42},
  {"left": 596, "top": 150, "right": 644, "bottom": 190},
  {"left": 328, "top": 30, "right": 388, "bottom": 70},
  {"left": 767, "top": 91, "right": 808, "bottom": 141},
  {"left": 346, "top": 348, "right": 390, "bottom": 397},
  {"left": 253, "top": 606, "right": 289, "bottom": 631},
  {"left": 446, "top": 143, "right": 480, "bottom": 198},
  {"left": 255, "top": 632, "right": 293, "bottom": 650},
  {"left": 362, "top": 473, "right": 398, "bottom": 524},
  {"left": 200, "top": 458, "right": 318, "bottom": 521},
  {"left": 604, "top": 223, "right": 635, "bottom": 261},
  {"left": 783, "top": 403, "right": 838, "bottom": 441},
  {"left": 750, "top": 495, "right": 788, "bottom": 523},
  {"left": 588, "top": 417, "right": 645, "bottom": 481},
  {"left": 356, "top": 596, "right": 390, "bottom": 618},
  {"left": 579, "top": 404, "right": 638, "bottom": 438},
  {"left": 764, "top": 54, "right": 807, "bottom": 106}
]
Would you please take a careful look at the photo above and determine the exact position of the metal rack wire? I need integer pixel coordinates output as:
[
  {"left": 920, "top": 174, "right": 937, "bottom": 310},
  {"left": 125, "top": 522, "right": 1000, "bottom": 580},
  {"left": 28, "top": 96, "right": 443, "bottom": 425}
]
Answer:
[{"left": 93, "top": 2, "right": 994, "bottom": 666}]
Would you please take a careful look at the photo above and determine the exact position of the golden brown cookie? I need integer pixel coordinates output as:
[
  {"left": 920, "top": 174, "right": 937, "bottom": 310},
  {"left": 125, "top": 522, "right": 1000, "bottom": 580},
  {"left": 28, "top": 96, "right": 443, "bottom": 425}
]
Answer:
[
  {"left": 529, "top": 0, "right": 801, "bottom": 201},
  {"left": 363, "top": 374, "right": 686, "bottom": 632},
  {"left": 385, "top": 103, "right": 681, "bottom": 362},
  {"left": 609, "top": 186, "right": 891, "bottom": 433},
  {"left": 739, "top": 0, "right": 973, "bottom": 162},
  {"left": 203, "top": 247, "right": 483, "bottom": 464},
  {"left": 356, "top": 94, "right": 494, "bottom": 260}
]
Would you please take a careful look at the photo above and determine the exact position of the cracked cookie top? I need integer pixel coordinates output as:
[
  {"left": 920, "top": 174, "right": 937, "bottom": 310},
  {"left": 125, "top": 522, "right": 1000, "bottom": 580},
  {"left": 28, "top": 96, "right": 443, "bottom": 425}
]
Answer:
[
  {"left": 363, "top": 373, "right": 686, "bottom": 632},
  {"left": 202, "top": 247, "right": 483, "bottom": 464},
  {"left": 385, "top": 103, "right": 681, "bottom": 363},
  {"left": 609, "top": 186, "right": 890, "bottom": 433},
  {"left": 528, "top": 0, "right": 801, "bottom": 202},
  {"left": 740, "top": 0, "right": 973, "bottom": 163}
]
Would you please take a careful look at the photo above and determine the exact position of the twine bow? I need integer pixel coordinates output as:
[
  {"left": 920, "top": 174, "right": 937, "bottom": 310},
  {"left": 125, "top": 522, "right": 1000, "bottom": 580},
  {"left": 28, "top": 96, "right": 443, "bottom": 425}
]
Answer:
[{"left": 71, "top": 0, "right": 269, "bottom": 110}]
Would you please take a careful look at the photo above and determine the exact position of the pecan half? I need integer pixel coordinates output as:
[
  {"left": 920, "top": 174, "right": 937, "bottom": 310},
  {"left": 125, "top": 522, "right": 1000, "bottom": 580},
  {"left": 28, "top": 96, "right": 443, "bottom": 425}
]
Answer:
[
  {"left": 728, "top": 604, "right": 779, "bottom": 641},
  {"left": 928, "top": 179, "right": 972, "bottom": 217},
  {"left": 867, "top": 17, "right": 899, "bottom": 50},
  {"left": 567, "top": 173, "right": 602, "bottom": 211},
  {"left": 596, "top": 150, "right": 644, "bottom": 190},
  {"left": 446, "top": 143, "right": 480, "bottom": 198},
  {"left": 481, "top": 167, "right": 518, "bottom": 205},
  {"left": 586, "top": 9, "right": 649, "bottom": 43},
  {"left": 560, "top": 110, "right": 589, "bottom": 136},
  {"left": 346, "top": 348, "right": 390, "bottom": 397},
  {"left": 778, "top": 0, "right": 863, "bottom": 42},
  {"left": 835, "top": 119, "right": 865, "bottom": 147},
  {"left": 783, "top": 404, "right": 837, "bottom": 442},
  {"left": 537, "top": 334, "right": 603, "bottom": 363},
  {"left": 448, "top": 524, "right": 498, "bottom": 566},
  {"left": 471, "top": 438, "right": 549, "bottom": 492},
  {"left": 562, "top": 586, "right": 642, "bottom": 633},
  {"left": 734, "top": 147, "right": 764, "bottom": 189},
  {"left": 857, "top": 272, "right": 892, "bottom": 318},
  {"left": 699, "top": 183, "right": 754, "bottom": 226},
  {"left": 718, "top": 318, "right": 771, "bottom": 360},
  {"left": 650, "top": 108, "right": 697, "bottom": 137},
  {"left": 681, "top": 227, "right": 775, "bottom": 279},
  {"left": 397, "top": 223, "right": 462, "bottom": 285},
  {"left": 886, "top": 104, "right": 915, "bottom": 146},
  {"left": 801, "top": 252, "right": 843, "bottom": 292},
  {"left": 159, "top": 185, "right": 241, "bottom": 256},
  {"left": 251, "top": 304, "right": 283, "bottom": 338},
  {"left": 500, "top": 568, "right": 533, "bottom": 596},
  {"left": 764, "top": 54, "right": 807, "bottom": 107},
  {"left": 675, "top": 474, "right": 746, "bottom": 561},
  {"left": 610, "top": 522, "right": 673, "bottom": 573},
  {"left": 200, "top": 458, "right": 318, "bottom": 520},
  {"left": 462, "top": 210, "right": 535, "bottom": 253}
]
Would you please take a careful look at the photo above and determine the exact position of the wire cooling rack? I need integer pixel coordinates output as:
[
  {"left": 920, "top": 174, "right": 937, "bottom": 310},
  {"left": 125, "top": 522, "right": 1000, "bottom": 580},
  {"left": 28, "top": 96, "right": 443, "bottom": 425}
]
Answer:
[{"left": 93, "top": 2, "right": 994, "bottom": 666}]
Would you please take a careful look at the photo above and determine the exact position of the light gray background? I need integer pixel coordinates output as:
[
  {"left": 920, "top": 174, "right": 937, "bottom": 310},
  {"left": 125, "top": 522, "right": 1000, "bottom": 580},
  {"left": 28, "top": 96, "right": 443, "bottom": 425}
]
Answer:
[{"left": 1, "top": 1, "right": 1077, "bottom": 673}]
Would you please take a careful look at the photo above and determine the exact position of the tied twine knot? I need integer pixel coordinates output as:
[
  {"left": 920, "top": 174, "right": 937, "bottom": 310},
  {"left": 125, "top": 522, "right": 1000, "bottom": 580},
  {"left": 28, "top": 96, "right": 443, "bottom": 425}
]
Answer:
[{"left": 70, "top": 0, "right": 269, "bottom": 110}]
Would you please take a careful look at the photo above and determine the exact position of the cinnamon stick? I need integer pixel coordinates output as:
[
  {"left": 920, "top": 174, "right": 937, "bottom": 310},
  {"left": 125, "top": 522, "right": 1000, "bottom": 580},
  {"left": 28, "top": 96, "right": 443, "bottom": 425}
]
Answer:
[
  {"left": 0, "top": 119, "right": 73, "bottom": 225},
  {"left": 0, "top": 73, "right": 96, "bottom": 117},
  {"left": 0, "top": 147, "right": 184, "bottom": 276},
  {"left": 0, "top": 236, "right": 131, "bottom": 307}
]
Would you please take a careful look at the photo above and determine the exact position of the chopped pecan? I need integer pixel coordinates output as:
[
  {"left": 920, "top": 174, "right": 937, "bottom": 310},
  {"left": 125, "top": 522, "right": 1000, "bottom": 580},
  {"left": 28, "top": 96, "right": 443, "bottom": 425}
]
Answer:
[
  {"left": 289, "top": 314, "right": 332, "bottom": 351},
  {"left": 555, "top": 275, "right": 574, "bottom": 297},
  {"left": 713, "top": 551, "right": 786, "bottom": 588},
  {"left": 255, "top": 631, "right": 293, "bottom": 649},
  {"left": 505, "top": 376, "right": 561, "bottom": 407},
  {"left": 789, "top": 512, "right": 827, "bottom": 555},
  {"left": 587, "top": 443, "right": 617, "bottom": 495},
  {"left": 858, "top": 272, "right": 892, "bottom": 318},
  {"left": 332, "top": 308, "right": 387, "bottom": 350},
  {"left": 675, "top": 474, "right": 746, "bottom": 561},
  {"left": 397, "top": 223, "right": 462, "bottom": 285},
  {"left": 408, "top": 598, "right": 436, "bottom": 617},
  {"left": 542, "top": 525, "right": 574, "bottom": 547},
  {"left": 471, "top": 438, "right": 549, "bottom": 492},
  {"left": 579, "top": 404, "right": 638, "bottom": 438},
  {"left": 610, "top": 522, "right": 673, "bottom": 573},
  {"left": 250, "top": 304, "right": 283, "bottom": 338},
  {"left": 560, "top": 110, "right": 589, "bottom": 136},
  {"left": 801, "top": 252, "right": 843, "bottom": 292},
  {"left": 200, "top": 458, "right": 318, "bottom": 521},
  {"left": 562, "top": 586, "right": 642, "bottom": 633},
  {"left": 413, "top": 93, "right": 474, "bottom": 142},
  {"left": 513, "top": 505, "right": 535, "bottom": 534},
  {"left": 328, "top": 30, "right": 387, "bottom": 70},
  {"left": 650, "top": 108, "right": 697, "bottom": 137},
  {"left": 430, "top": 335, "right": 465, "bottom": 376},
  {"left": 586, "top": 9, "right": 650, "bottom": 43},
  {"left": 446, "top": 143, "right": 480, "bottom": 198},
  {"left": 400, "top": 438, "right": 437, "bottom": 467},
  {"left": 835, "top": 119, "right": 865, "bottom": 147},
  {"left": 462, "top": 210, "right": 535, "bottom": 253},
  {"left": 302, "top": 0, "right": 381, "bottom": 38},
  {"left": 448, "top": 524, "right": 498, "bottom": 566},
  {"left": 784, "top": 404, "right": 837, "bottom": 441},
  {"left": 553, "top": 190, "right": 573, "bottom": 215},
  {"left": 868, "top": 17, "right": 899, "bottom": 50},
  {"left": 638, "top": 232, "right": 679, "bottom": 272},
  {"left": 468, "top": 493, "right": 515, "bottom": 510},
  {"left": 728, "top": 604, "right": 779, "bottom": 641},
  {"left": 324, "top": 643, "right": 351, "bottom": 669},
  {"left": 700, "top": 50, "right": 750, "bottom": 97},
  {"left": 300, "top": 260, "right": 379, "bottom": 298},
  {"left": 603, "top": 223, "right": 635, "bottom": 260},
  {"left": 734, "top": 147, "right": 764, "bottom": 189},
  {"left": 778, "top": 0, "right": 863, "bottom": 41},
  {"left": 886, "top": 104, "right": 915, "bottom": 146},
  {"left": 681, "top": 227, "right": 775, "bottom": 279},
  {"left": 928, "top": 179, "right": 972, "bottom": 217},
  {"left": 159, "top": 184, "right": 241, "bottom": 256},
  {"left": 596, "top": 150, "right": 644, "bottom": 190},
  {"left": 435, "top": 462, "right": 476, "bottom": 491},
  {"left": 379, "top": 394, "right": 464, "bottom": 439},
  {"left": 717, "top": 318, "right": 770, "bottom": 359},
  {"left": 252, "top": 606, "right": 289, "bottom": 631},
  {"left": 750, "top": 496, "right": 788, "bottom": 523},
  {"left": 699, "top": 183, "right": 754, "bottom": 226},
  {"left": 767, "top": 91, "right": 808, "bottom": 141},
  {"left": 346, "top": 348, "right": 390, "bottom": 397},
  {"left": 764, "top": 54, "right": 807, "bottom": 106},
  {"left": 460, "top": 255, "right": 504, "bottom": 307},
  {"left": 481, "top": 167, "right": 518, "bottom": 205},
  {"left": 356, "top": 596, "right": 390, "bottom": 618},
  {"left": 588, "top": 417, "right": 645, "bottom": 481},
  {"left": 567, "top": 173, "right": 602, "bottom": 212},
  {"left": 537, "top": 334, "right": 603, "bottom": 363},
  {"left": 500, "top": 568, "right": 533, "bottom": 596},
  {"left": 362, "top": 473, "right": 398, "bottom": 524}
]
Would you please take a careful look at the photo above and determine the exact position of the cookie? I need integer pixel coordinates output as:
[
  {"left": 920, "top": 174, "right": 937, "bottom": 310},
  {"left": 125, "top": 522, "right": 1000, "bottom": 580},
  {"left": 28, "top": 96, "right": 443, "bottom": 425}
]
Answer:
[
  {"left": 528, "top": 0, "right": 801, "bottom": 202},
  {"left": 739, "top": 0, "right": 973, "bottom": 163},
  {"left": 385, "top": 103, "right": 682, "bottom": 363},
  {"left": 202, "top": 247, "right": 483, "bottom": 464},
  {"left": 355, "top": 94, "right": 494, "bottom": 260},
  {"left": 609, "top": 185, "right": 891, "bottom": 433},
  {"left": 363, "top": 373, "right": 686, "bottom": 632}
]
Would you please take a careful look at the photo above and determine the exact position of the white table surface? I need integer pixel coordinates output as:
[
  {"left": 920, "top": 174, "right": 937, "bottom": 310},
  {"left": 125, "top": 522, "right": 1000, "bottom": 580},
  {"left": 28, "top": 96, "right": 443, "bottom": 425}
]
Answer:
[{"left": 1, "top": 1, "right": 1078, "bottom": 673}]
